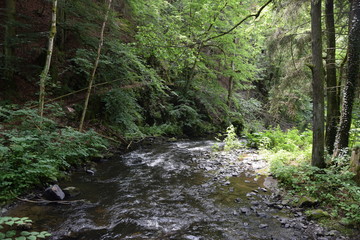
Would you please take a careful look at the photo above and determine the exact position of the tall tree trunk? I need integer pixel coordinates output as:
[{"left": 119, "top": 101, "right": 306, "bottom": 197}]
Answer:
[
  {"left": 58, "top": 0, "right": 66, "bottom": 50},
  {"left": 325, "top": 0, "right": 340, "bottom": 154},
  {"left": 334, "top": 0, "right": 360, "bottom": 155},
  {"left": 311, "top": 0, "right": 326, "bottom": 168},
  {"left": 79, "top": 0, "right": 112, "bottom": 132},
  {"left": 4, "top": 0, "right": 16, "bottom": 89},
  {"left": 39, "top": 0, "right": 57, "bottom": 118}
]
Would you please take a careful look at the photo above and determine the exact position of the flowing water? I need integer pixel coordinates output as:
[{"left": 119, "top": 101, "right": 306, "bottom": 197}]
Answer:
[{"left": 4, "top": 140, "right": 349, "bottom": 239}]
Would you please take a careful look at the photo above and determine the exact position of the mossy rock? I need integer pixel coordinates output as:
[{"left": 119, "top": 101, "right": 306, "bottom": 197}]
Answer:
[
  {"left": 298, "top": 196, "right": 318, "bottom": 208},
  {"left": 305, "top": 209, "right": 330, "bottom": 220}
]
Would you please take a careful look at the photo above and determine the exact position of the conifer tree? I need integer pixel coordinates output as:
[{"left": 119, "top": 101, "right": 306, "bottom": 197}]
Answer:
[
  {"left": 311, "top": 0, "right": 326, "bottom": 168},
  {"left": 325, "top": 0, "right": 340, "bottom": 154},
  {"left": 334, "top": 0, "right": 360, "bottom": 155}
]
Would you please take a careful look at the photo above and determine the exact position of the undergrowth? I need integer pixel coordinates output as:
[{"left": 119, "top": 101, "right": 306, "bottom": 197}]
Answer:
[
  {"left": 0, "top": 216, "right": 51, "bottom": 240},
  {"left": 0, "top": 105, "right": 108, "bottom": 204},
  {"left": 247, "top": 127, "right": 360, "bottom": 227}
]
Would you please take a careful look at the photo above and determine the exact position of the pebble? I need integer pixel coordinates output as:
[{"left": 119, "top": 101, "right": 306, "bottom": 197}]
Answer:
[
  {"left": 259, "top": 187, "right": 268, "bottom": 192},
  {"left": 259, "top": 224, "right": 269, "bottom": 229},
  {"left": 224, "top": 181, "right": 231, "bottom": 186},
  {"left": 256, "top": 212, "right": 267, "bottom": 218},
  {"left": 246, "top": 192, "right": 257, "bottom": 197}
]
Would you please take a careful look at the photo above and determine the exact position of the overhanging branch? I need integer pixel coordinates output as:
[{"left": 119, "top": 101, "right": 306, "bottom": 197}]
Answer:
[{"left": 204, "top": 0, "right": 273, "bottom": 42}]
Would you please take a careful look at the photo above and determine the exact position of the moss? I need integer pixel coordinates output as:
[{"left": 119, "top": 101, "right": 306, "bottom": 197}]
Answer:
[{"left": 305, "top": 209, "right": 330, "bottom": 220}]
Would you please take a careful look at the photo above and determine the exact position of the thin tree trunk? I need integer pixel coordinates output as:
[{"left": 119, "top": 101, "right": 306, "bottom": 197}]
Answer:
[
  {"left": 334, "top": 0, "right": 360, "bottom": 156},
  {"left": 311, "top": 0, "right": 326, "bottom": 168},
  {"left": 227, "top": 76, "right": 234, "bottom": 107},
  {"left": 227, "top": 60, "right": 235, "bottom": 108},
  {"left": 325, "top": 0, "right": 340, "bottom": 154},
  {"left": 39, "top": 0, "right": 57, "bottom": 118},
  {"left": 79, "top": 0, "right": 112, "bottom": 132},
  {"left": 58, "top": 0, "right": 66, "bottom": 50},
  {"left": 4, "top": 0, "right": 16, "bottom": 89}
]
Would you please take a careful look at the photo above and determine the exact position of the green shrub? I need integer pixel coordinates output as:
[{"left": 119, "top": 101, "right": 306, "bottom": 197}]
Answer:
[
  {"left": 272, "top": 163, "right": 360, "bottom": 226},
  {"left": 223, "top": 124, "right": 244, "bottom": 151},
  {"left": 252, "top": 127, "right": 360, "bottom": 226},
  {"left": 0, "top": 105, "right": 108, "bottom": 203}
]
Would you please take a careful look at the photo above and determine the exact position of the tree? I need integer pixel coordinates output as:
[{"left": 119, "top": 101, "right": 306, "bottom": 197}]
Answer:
[
  {"left": 311, "top": 0, "right": 326, "bottom": 168},
  {"left": 3, "top": 0, "right": 16, "bottom": 90},
  {"left": 325, "top": 0, "right": 340, "bottom": 154},
  {"left": 39, "top": 0, "right": 58, "bottom": 118},
  {"left": 79, "top": 0, "right": 113, "bottom": 131},
  {"left": 334, "top": 0, "right": 360, "bottom": 155}
]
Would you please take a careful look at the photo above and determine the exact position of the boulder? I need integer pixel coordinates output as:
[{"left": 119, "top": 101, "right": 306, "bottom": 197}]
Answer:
[
  {"left": 43, "top": 184, "right": 65, "bottom": 201},
  {"left": 349, "top": 147, "right": 360, "bottom": 185}
]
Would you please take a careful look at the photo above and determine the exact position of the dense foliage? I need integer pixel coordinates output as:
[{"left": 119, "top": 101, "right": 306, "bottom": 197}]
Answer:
[
  {"left": 247, "top": 128, "right": 360, "bottom": 227},
  {"left": 0, "top": 105, "right": 107, "bottom": 203},
  {"left": 0, "top": 216, "right": 51, "bottom": 240}
]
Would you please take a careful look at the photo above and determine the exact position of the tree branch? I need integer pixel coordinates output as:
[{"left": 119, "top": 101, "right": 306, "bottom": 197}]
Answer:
[{"left": 204, "top": 0, "right": 273, "bottom": 42}]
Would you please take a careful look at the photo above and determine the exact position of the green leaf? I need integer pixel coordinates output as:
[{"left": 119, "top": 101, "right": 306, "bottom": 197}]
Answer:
[
  {"left": 27, "top": 236, "right": 37, "bottom": 240},
  {"left": 20, "top": 231, "right": 31, "bottom": 236},
  {"left": 0, "top": 232, "right": 5, "bottom": 239},
  {"left": 40, "top": 232, "right": 51, "bottom": 237},
  {"left": 15, "top": 237, "right": 26, "bottom": 240},
  {"left": 5, "top": 221, "right": 14, "bottom": 226},
  {"left": 5, "top": 231, "right": 16, "bottom": 237}
]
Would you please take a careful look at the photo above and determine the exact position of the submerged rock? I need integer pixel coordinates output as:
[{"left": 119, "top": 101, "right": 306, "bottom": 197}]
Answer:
[
  {"left": 43, "top": 184, "right": 65, "bottom": 201},
  {"left": 63, "top": 186, "right": 81, "bottom": 198}
]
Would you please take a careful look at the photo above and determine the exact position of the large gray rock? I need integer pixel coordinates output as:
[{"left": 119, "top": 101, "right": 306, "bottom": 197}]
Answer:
[{"left": 43, "top": 184, "right": 65, "bottom": 201}]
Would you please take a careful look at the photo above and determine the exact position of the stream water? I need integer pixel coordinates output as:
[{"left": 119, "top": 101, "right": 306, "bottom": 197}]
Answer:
[{"left": 5, "top": 140, "right": 351, "bottom": 239}]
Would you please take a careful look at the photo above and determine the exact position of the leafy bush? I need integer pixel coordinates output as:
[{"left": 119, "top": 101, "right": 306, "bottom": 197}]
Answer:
[
  {"left": 251, "top": 127, "right": 360, "bottom": 226},
  {"left": 103, "top": 89, "right": 143, "bottom": 137},
  {"left": 272, "top": 163, "right": 360, "bottom": 226},
  {"left": 0, "top": 105, "right": 108, "bottom": 203},
  {"left": 0, "top": 217, "right": 51, "bottom": 240},
  {"left": 222, "top": 124, "right": 244, "bottom": 151}
]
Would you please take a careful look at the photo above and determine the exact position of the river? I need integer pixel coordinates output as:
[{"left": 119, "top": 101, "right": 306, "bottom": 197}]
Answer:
[{"left": 5, "top": 139, "right": 351, "bottom": 239}]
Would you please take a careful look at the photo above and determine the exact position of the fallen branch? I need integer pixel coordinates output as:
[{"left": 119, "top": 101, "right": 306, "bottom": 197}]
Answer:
[{"left": 16, "top": 196, "right": 85, "bottom": 205}]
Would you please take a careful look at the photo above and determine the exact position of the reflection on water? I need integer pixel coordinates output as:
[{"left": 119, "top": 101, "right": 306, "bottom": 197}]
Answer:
[{"left": 6, "top": 140, "right": 309, "bottom": 239}]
